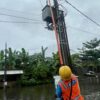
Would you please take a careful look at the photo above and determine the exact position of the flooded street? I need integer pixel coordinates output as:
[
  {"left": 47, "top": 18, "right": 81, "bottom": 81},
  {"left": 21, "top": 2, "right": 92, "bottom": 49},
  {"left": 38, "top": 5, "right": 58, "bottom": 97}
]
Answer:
[
  {"left": 79, "top": 76, "right": 100, "bottom": 100},
  {"left": 0, "top": 77, "right": 100, "bottom": 100}
]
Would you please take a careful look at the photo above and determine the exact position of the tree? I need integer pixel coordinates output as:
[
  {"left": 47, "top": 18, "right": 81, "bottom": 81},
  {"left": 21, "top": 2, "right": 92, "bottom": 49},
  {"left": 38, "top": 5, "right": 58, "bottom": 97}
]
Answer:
[
  {"left": 0, "top": 46, "right": 62, "bottom": 85},
  {"left": 79, "top": 38, "right": 100, "bottom": 72},
  {"left": 83, "top": 38, "right": 100, "bottom": 49},
  {"left": 0, "top": 50, "right": 5, "bottom": 70},
  {"left": 71, "top": 53, "right": 81, "bottom": 67},
  {"left": 7, "top": 48, "right": 16, "bottom": 69},
  {"left": 52, "top": 52, "right": 60, "bottom": 74}
]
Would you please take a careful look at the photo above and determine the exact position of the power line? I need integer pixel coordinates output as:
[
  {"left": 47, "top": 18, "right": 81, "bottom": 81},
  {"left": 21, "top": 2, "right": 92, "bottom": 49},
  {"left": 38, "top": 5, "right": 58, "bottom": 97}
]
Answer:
[
  {"left": 0, "top": 7, "right": 41, "bottom": 16},
  {"left": 0, "top": 20, "right": 44, "bottom": 24},
  {"left": 70, "top": 49, "right": 77, "bottom": 53},
  {"left": 0, "top": 19, "right": 99, "bottom": 35},
  {"left": 59, "top": 4, "right": 67, "bottom": 16},
  {"left": 0, "top": 12, "right": 41, "bottom": 21},
  {"left": 38, "top": 0, "right": 44, "bottom": 8},
  {"left": 68, "top": 25, "right": 100, "bottom": 36},
  {"left": 65, "top": 0, "right": 100, "bottom": 27}
]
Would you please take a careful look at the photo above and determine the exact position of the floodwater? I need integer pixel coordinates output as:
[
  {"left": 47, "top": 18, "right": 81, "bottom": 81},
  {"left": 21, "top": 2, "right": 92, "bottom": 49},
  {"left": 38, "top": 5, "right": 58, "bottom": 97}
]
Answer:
[
  {"left": 0, "top": 77, "right": 100, "bottom": 100},
  {"left": 79, "top": 76, "right": 100, "bottom": 100}
]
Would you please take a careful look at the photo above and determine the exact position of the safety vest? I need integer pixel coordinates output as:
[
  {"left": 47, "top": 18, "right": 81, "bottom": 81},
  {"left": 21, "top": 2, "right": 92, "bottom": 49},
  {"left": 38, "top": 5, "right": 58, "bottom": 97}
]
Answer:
[{"left": 58, "top": 75, "right": 84, "bottom": 100}]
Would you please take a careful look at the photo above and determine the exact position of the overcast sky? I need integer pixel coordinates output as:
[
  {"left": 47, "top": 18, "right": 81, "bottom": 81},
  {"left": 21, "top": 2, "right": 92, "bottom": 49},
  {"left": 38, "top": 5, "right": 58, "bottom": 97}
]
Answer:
[{"left": 0, "top": 0, "right": 100, "bottom": 56}]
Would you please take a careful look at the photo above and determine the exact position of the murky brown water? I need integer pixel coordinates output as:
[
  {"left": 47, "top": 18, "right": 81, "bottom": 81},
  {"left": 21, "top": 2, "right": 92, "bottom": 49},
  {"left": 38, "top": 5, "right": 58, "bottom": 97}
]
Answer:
[
  {"left": 0, "top": 77, "right": 100, "bottom": 100},
  {"left": 79, "top": 77, "right": 100, "bottom": 100}
]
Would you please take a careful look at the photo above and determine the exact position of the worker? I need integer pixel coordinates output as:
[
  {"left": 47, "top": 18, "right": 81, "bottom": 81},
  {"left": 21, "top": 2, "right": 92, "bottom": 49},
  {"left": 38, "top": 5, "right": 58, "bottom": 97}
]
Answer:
[{"left": 55, "top": 65, "right": 84, "bottom": 100}]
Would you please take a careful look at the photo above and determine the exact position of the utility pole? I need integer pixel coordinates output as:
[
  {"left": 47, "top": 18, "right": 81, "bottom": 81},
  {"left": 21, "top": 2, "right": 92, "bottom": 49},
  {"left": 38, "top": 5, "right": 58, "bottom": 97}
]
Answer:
[
  {"left": 53, "top": 0, "right": 72, "bottom": 68},
  {"left": 4, "top": 43, "right": 7, "bottom": 89},
  {"left": 3, "top": 43, "right": 7, "bottom": 100},
  {"left": 42, "top": 0, "right": 73, "bottom": 70}
]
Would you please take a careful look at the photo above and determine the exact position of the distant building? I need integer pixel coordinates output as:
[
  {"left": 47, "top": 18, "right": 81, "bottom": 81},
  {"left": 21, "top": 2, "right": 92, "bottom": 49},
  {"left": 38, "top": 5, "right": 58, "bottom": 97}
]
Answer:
[{"left": 0, "top": 70, "right": 23, "bottom": 87}]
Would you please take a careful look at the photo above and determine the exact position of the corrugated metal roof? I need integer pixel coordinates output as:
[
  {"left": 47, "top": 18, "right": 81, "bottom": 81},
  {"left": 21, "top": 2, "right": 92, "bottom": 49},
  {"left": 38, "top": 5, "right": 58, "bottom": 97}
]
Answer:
[{"left": 0, "top": 70, "right": 23, "bottom": 75}]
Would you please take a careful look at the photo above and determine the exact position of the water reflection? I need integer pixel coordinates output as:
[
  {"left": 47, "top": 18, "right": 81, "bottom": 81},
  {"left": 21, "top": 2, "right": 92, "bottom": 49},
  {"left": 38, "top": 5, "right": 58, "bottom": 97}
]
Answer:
[
  {"left": 0, "top": 77, "right": 100, "bottom": 100},
  {"left": 0, "top": 84, "right": 55, "bottom": 100},
  {"left": 79, "top": 76, "right": 100, "bottom": 100},
  {"left": 3, "top": 87, "right": 7, "bottom": 100}
]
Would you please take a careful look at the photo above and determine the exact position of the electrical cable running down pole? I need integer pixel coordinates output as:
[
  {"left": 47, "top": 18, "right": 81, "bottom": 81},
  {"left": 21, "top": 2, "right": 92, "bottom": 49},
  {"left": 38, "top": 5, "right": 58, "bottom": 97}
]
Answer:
[{"left": 48, "top": 0, "right": 63, "bottom": 65}]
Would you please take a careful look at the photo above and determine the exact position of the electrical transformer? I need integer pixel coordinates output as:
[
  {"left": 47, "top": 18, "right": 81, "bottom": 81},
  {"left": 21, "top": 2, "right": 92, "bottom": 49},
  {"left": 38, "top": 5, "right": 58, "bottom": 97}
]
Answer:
[{"left": 42, "top": 5, "right": 56, "bottom": 23}]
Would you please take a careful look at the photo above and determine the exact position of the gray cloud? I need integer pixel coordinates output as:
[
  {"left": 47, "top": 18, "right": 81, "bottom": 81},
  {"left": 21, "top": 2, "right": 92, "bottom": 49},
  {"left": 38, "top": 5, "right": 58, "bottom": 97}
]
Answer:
[{"left": 0, "top": 0, "right": 100, "bottom": 56}]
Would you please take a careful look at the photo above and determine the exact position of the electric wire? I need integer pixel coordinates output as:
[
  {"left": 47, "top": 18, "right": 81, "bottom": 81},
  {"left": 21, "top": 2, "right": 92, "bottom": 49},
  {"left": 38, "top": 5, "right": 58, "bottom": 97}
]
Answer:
[
  {"left": 68, "top": 26, "right": 100, "bottom": 37},
  {"left": 59, "top": 4, "right": 67, "bottom": 16},
  {"left": 64, "top": 0, "right": 100, "bottom": 27},
  {"left": 38, "top": 0, "right": 44, "bottom": 8},
  {"left": 59, "top": 4, "right": 67, "bottom": 11},
  {"left": 0, "top": 19, "right": 99, "bottom": 37},
  {"left": 0, "top": 12, "right": 41, "bottom": 21},
  {"left": 0, "top": 19, "right": 98, "bottom": 36},
  {"left": 0, "top": 20, "right": 44, "bottom": 24},
  {"left": 0, "top": 7, "right": 41, "bottom": 16},
  {"left": 48, "top": 0, "right": 63, "bottom": 65}
]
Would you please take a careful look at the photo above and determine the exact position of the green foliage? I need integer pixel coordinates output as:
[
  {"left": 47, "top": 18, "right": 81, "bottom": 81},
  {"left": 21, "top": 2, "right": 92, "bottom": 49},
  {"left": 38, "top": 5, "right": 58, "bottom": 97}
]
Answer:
[
  {"left": 0, "top": 50, "right": 5, "bottom": 70},
  {"left": 0, "top": 46, "right": 60, "bottom": 86},
  {"left": 1, "top": 38, "right": 100, "bottom": 86},
  {"left": 52, "top": 52, "right": 60, "bottom": 74},
  {"left": 71, "top": 53, "right": 81, "bottom": 67},
  {"left": 83, "top": 38, "right": 100, "bottom": 49},
  {"left": 78, "top": 38, "right": 100, "bottom": 72}
]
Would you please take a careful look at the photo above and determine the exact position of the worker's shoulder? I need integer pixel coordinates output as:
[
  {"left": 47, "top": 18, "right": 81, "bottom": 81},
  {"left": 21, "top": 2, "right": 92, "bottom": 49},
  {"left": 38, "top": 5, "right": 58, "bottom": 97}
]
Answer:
[{"left": 71, "top": 74, "right": 78, "bottom": 79}]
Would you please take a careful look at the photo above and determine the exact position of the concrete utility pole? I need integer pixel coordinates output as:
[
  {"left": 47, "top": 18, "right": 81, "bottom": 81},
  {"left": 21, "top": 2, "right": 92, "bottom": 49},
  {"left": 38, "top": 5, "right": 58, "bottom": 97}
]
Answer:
[
  {"left": 53, "top": 0, "right": 72, "bottom": 68},
  {"left": 42, "top": 0, "right": 73, "bottom": 70}
]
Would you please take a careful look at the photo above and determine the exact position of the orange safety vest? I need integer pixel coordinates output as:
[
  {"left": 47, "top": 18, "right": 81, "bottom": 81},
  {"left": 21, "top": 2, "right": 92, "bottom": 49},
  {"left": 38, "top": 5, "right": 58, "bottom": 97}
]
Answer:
[{"left": 58, "top": 75, "right": 84, "bottom": 100}]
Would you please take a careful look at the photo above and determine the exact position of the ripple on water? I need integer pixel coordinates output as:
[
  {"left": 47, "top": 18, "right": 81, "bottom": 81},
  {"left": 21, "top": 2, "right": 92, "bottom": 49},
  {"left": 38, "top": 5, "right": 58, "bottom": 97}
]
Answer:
[{"left": 84, "top": 92, "right": 100, "bottom": 100}]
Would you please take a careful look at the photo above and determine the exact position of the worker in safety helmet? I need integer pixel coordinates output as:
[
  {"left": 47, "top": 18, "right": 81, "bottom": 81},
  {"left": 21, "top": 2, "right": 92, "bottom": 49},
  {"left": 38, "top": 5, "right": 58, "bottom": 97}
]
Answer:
[{"left": 56, "top": 65, "right": 84, "bottom": 100}]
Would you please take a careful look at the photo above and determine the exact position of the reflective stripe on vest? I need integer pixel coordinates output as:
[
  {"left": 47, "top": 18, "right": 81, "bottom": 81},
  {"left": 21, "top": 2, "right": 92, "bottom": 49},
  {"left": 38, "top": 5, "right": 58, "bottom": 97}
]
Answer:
[
  {"left": 72, "top": 94, "right": 81, "bottom": 100},
  {"left": 59, "top": 79, "right": 76, "bottom": 89}
]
